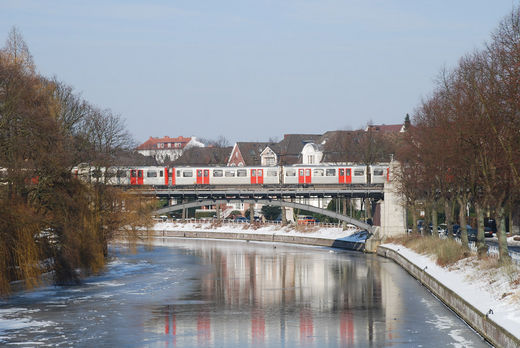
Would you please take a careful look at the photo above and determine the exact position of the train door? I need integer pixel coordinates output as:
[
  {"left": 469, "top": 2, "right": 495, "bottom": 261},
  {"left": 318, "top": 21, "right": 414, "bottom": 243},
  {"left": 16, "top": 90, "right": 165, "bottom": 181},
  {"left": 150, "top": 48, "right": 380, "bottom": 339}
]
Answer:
[
  {"left": 164, "top": 167, "right": 175, "bottom": 185},
  {"left": 137, "top": 170, "right": 143, "bottom": 185},
  {"left": 203, "top": 169, "right": 209, "bottom": 185},
  {"left": 257, "top": 169, "right": 263, "bottom": 184},
  {"left": 298, "top": 168, "right": 311, "bottom": 184},
  {"left": 251, "top": 169, "right": 257, "bottom": 184},
  {"left": 130, "top": 169, "right": 143, "bottom": 185},
  {"left": 196, "top": 169, "right": 203, "bottom": 184},
  {"left": 196, "top": 169, "right": 209, "bottom": 185},
  {"left": 338, "top": 168, "right": 352, "bottom": 184}
]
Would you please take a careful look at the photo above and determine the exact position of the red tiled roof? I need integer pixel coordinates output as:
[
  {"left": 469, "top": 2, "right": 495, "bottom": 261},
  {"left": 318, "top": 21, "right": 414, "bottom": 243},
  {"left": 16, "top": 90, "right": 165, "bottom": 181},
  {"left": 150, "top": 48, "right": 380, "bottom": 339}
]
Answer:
[{"left": 137, "top": 136, "right": 192, "bottom": 150}]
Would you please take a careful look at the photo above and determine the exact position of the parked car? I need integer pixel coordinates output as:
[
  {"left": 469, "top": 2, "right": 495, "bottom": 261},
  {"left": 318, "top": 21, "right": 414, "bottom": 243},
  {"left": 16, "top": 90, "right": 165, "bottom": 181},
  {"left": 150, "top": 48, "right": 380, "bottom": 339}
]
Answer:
[
  {"left": 452, "top": 224, "right": 478, "bottom": 241},
  {"left": 234, "top": 216, "right": 249, "bottom": 223},
  {"left": 297, "top": 216, "right": 316, "bottom": 225}
]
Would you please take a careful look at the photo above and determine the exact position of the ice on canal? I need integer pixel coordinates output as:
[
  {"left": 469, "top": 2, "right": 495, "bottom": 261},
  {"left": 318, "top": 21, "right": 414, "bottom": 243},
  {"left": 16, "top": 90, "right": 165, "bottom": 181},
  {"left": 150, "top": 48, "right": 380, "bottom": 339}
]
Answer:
[{"left": 0, "top": 238, "right": 490, "bottom": 347}]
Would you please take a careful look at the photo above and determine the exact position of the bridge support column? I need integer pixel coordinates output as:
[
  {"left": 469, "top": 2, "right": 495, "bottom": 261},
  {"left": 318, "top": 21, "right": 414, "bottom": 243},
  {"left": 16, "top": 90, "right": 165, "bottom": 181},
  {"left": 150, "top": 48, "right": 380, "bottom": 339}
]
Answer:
[
  {"left": 380, "top": 162, "right": 406, "bottom": 239},
  {"left": 182, "top": 198, "right": 186, "bottom": 220}
]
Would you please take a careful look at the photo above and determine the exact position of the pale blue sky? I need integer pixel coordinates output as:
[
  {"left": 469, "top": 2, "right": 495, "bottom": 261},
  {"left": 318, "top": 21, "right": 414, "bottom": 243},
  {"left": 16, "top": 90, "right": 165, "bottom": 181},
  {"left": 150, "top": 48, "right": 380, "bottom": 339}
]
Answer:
[{"left": 0, "top": 1, "right": 517, "bottom": 143}]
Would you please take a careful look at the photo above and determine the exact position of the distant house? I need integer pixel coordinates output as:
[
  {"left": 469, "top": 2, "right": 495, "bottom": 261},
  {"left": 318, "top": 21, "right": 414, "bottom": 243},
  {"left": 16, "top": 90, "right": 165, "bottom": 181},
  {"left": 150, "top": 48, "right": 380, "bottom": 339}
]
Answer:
[
  {"left": 173, "top": 146, "right": 231, "bottom": 166},
  {"left": 227, "top": 142, "right": 278, "bottom": 166},
  {"left": 137, "top": 136, "right": 204, "bottom": 163},
  {"left": 365, "top": 124, "right": 406, "bottom": 134},
  {"left": 277, "top": 134, "right": 321, "bottom": 164}
]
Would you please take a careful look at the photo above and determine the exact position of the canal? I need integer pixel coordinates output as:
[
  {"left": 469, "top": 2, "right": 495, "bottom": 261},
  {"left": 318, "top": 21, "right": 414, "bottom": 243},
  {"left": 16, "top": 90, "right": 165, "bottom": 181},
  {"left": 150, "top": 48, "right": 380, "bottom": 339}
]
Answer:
[{"left": 0, "top": 238, "right": 489, "bottom": 347}]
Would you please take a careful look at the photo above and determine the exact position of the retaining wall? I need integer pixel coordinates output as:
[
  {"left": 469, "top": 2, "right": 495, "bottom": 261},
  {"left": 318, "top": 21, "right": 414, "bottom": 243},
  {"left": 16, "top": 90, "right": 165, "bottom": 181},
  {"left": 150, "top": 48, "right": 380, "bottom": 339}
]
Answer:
[
  {"left": 377, "top": 245, "right": 520, "bottom": 348},
  {"left": 146, "top": 229, "right": 365, "bottom": 251}
]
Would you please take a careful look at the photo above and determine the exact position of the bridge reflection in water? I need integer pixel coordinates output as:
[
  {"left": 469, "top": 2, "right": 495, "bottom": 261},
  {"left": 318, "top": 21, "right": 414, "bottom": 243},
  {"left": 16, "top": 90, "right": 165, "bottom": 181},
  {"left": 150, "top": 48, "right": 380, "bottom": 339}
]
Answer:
[{"left": 149, "top": 239, "right": 402, "bottom": 347}]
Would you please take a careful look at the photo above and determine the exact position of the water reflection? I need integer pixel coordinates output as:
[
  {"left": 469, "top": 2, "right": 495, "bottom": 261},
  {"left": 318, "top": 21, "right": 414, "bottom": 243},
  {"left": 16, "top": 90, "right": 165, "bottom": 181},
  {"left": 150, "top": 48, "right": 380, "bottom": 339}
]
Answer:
[
  {"left": 147, "top": 239, "right": 397, "bottom": 347},
  {"left": 0, "top": 239, "right": 487, "bottom": 347}
]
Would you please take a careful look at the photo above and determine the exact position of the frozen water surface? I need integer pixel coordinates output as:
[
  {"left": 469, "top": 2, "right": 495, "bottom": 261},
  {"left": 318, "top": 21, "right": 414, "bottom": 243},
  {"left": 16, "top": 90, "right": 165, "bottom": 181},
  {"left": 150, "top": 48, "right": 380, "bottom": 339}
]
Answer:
[{"left": 0, "top": 238, "right": 490, "bottom": 347}]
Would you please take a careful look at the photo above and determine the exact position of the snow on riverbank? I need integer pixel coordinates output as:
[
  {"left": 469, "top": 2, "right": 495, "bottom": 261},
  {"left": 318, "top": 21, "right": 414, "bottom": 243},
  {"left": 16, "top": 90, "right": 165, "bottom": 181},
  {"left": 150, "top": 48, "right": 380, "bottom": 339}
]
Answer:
[
  {"left": 152, "top": 221, "right": 369, "bottom": 242},
  {"left": 382, "top": 243, "right": 520, "bottom": 339}
]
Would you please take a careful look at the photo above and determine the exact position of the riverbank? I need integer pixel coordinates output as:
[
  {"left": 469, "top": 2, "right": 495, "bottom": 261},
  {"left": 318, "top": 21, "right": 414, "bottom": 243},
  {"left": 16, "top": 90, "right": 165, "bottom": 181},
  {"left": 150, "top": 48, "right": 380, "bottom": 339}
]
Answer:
[
  {"left": 378, "top": 243, "right": 520, "bottom": 347},
  {"left": 147, "top": 220, "right": 369, "bottom": 251},
  {"left": 150, "top": 220, "right": 370, "bottom": 243}
]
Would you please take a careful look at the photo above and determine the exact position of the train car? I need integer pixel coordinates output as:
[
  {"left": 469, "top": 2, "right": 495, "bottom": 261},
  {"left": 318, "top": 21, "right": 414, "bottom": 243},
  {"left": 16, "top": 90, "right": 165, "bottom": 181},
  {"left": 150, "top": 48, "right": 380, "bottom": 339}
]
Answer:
[
  {"left": 282, "top": 165, "right": 368, "bottom": 185},
  {"left": 73, "top": 163, "right": 388, "bottom": 187},
  {"left": 369, "top": 164, "right": 390, "bottom": 184}
]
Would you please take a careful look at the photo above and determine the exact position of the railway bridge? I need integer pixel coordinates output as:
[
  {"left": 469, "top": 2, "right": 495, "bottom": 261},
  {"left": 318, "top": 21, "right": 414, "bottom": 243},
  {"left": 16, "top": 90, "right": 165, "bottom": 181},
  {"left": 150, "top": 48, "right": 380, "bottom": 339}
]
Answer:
[{"left": 133, "top": 177, "right": 406, "bottom": 238}]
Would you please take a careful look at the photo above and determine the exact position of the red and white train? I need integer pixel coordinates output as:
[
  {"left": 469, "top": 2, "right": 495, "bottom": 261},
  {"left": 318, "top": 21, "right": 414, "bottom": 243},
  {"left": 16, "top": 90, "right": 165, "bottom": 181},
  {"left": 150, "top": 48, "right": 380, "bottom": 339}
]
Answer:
[{"left": 74, "top": 164, "right": 390, "bottom": 187}]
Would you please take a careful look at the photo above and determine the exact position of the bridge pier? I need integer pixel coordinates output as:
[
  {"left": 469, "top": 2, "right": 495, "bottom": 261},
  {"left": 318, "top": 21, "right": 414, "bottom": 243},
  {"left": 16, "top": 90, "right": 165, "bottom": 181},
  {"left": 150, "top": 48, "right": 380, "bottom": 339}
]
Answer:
[{"left": 380, "top": 163, "right": 406, "bottom": 238}]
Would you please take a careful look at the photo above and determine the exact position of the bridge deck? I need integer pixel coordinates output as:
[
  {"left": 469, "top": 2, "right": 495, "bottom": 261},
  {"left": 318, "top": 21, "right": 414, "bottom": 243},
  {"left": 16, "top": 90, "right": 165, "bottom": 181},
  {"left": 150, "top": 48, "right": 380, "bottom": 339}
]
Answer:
[{"left": 130, "top": 184, "right": 384, "bottom": 199}]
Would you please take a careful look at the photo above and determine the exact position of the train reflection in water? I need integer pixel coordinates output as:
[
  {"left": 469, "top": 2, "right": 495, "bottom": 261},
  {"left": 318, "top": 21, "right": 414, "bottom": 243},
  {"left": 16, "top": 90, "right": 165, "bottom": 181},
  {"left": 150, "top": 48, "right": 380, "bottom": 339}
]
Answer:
[{"left": 146, "top": 239, "right": 403, "bottom": 347}]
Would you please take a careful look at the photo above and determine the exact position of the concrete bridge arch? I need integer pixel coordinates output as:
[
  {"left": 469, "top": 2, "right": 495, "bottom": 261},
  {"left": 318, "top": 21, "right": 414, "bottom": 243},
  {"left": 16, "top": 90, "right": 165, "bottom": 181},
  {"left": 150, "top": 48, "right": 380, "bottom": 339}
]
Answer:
[{"left": 154, "top": 198, "right": 373, "bottom": 231}]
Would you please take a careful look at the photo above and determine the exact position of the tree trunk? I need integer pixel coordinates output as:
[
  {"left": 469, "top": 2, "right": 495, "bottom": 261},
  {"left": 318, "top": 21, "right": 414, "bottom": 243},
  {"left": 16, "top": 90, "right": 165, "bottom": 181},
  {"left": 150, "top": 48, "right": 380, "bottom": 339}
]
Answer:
[
  {"left": 457, "top": 196, "right": 469, "bottom": 250},
  {"left": 249, "top": 204, "right": 255, "bottom": 224},
  {"left": 432, "top": 205, "right": 438, "bottom": 238},
  {"left": 422, "top": 203, "right": 431, "bottom": 236},
  {"left": 364, "top": 198, "right": 372, "bottom": 223},
  {"left": 342, "top": 198, "right": 347, "bottom": 230},
  {"left": 281, "top": 202, "right": 287, "bottom": 225},
  {"left": 411, "top": 203, "right": 418, "bottom": 235},
  {"left": 444, "top": 199, "right": 454, "bottom": 239},
  {"left": 476, "top": 203, "right": 488, "bottom": 258},
  {"left": 496, "top": 207, "right": 512, "bottom": 264}
]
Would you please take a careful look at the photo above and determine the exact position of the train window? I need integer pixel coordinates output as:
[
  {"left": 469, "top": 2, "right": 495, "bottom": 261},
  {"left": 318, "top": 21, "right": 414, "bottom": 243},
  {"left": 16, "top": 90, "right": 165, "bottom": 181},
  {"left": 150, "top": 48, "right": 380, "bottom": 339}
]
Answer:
[
  {"left": 286, "top": 170, "right": 296, "bottom": 176},
  {"left": 373, "top": 169, "right": 384, "bottom": 176},
  {"left": 183, "top": 170, "right": 193, "bottom": 177},
  {"left": 225, "top": 170, "right": 235, "bottom": 177},
  {"left": 92, "top": 169, "right": 102, "bottom": 178},
  {"left": 313, "top": 169, "right": 324, "bottom": 176},
  {"left": 213, "top": 170, "right": 223, "bottom": 177},
  {"left": 176, "top": 170, "right": 181, "bottom": 177},
  {"left": 116, "top": 170, "right": 127, "bottom": 178},
  {"left": 354, "top": 169, "right": 365, "bottom": 176},
  {"left": 326, "top": 169, "right": 336, "bottom": 176},
  {"left": 237, "top": 169, "right": 247, "bottom": 177},
  {"left": 138, "top": 171, "right": 143, "bottom": 178},
  {"left": 147, "top": 171, "right": 157, "bottom": 177},
  {"left": 159, "top": 170, "right": 163, "bottom": 177},
  {"left": 346, "top": 169, "right": 351, "bottom": 176},
  {"left": 267, "top": 170, "right": 278, "bottom": 176}
]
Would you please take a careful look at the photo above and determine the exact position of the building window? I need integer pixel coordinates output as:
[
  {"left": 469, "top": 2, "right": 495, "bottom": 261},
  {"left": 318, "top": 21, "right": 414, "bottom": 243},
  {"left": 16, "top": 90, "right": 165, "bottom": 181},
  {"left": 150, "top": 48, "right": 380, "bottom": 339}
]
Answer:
[
  {"left": 308, "top": 155, "right": 313, "bottom": 164},
  {"left": 264, "top": 156, "right": 276, "bottom": 166}
]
